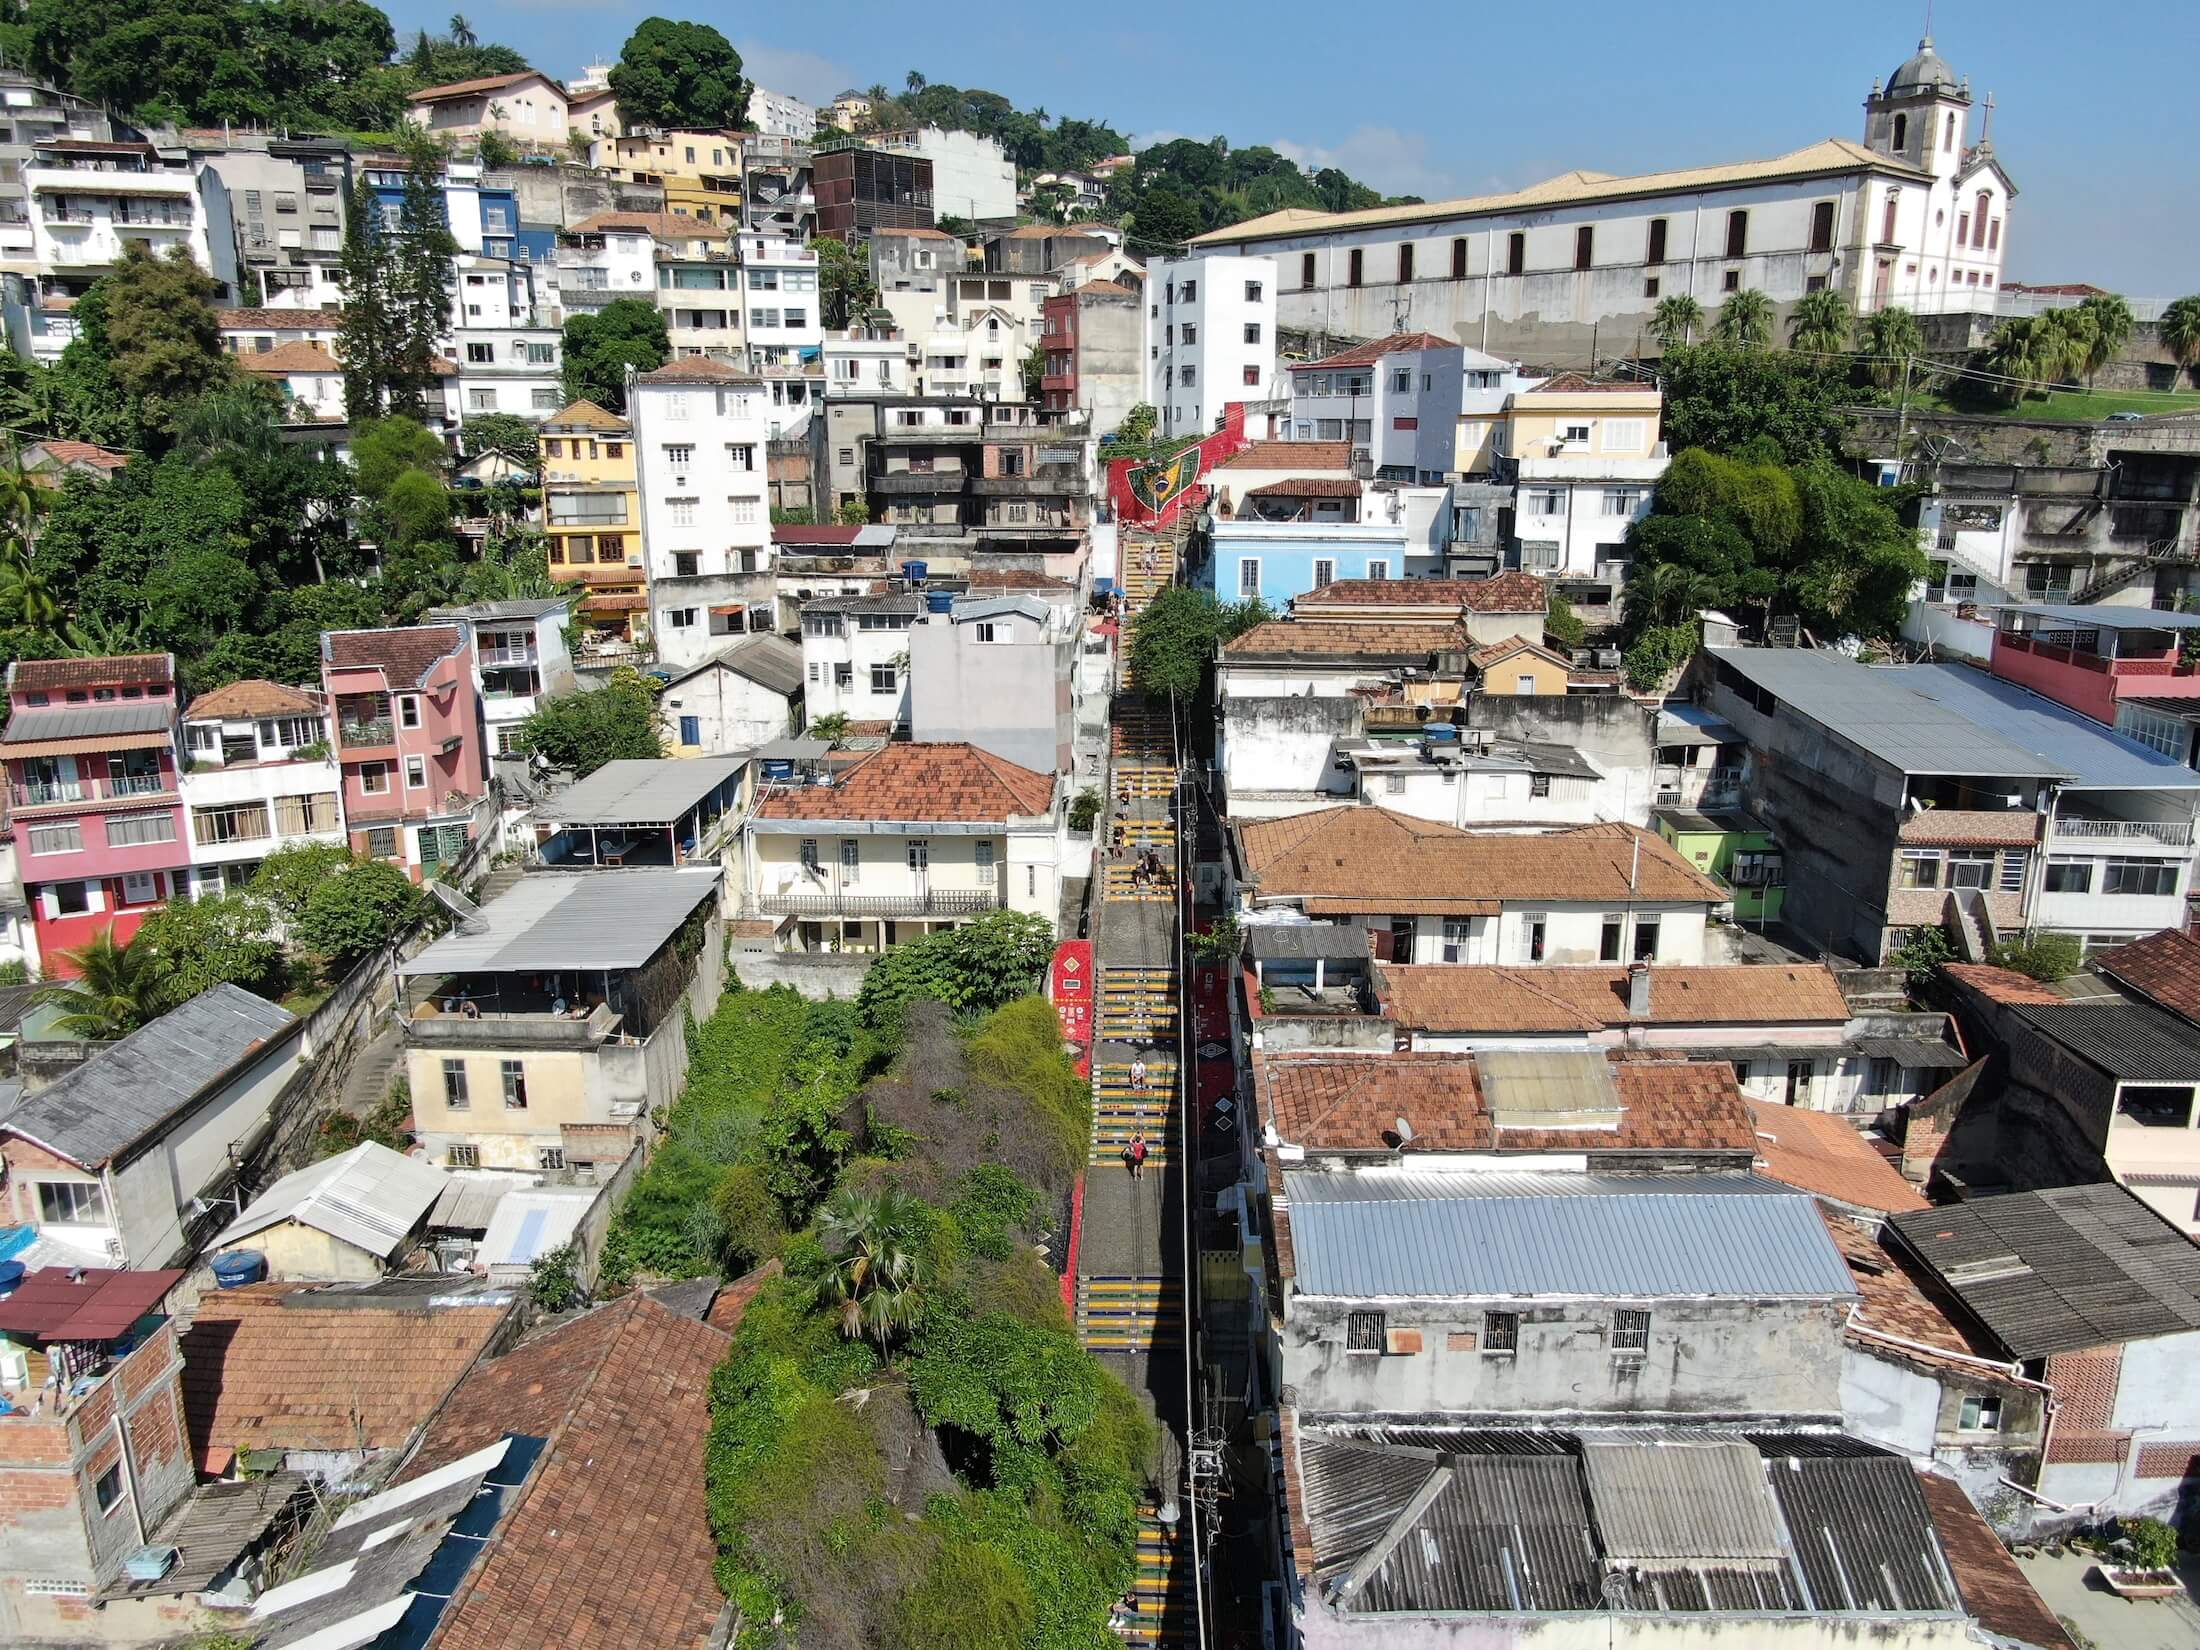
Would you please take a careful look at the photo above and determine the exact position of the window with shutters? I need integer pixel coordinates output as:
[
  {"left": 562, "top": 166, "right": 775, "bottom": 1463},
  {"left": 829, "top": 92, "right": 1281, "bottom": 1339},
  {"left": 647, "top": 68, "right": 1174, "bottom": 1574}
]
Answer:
[
  {"left": 1646, "top": 217, "right": 1668, "bottom": 263},
  {"left": 1725, "top": 210, "right": 1748, "bottom": 258},
  {"left": 1507, "top": 232, "right": 1525, "bottom": 275},
  {"left": 1809, "top": 200, "right": 1836, "bottom": 253},
  {"left": 1346, "top": 1310, "right": 1386, "bottom": 1353}
]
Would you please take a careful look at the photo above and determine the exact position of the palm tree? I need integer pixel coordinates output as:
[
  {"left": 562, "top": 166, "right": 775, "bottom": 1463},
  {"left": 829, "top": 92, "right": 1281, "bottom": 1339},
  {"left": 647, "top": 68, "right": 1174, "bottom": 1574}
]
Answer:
[
  {"left": 0, "top": 548, "right": 65, "bottom": 638},
  {"left": 2074, "top": 293, "right": 2135, "bottom": 387},
  {"left": 1648, "top": 294, "right": 1703, "bottom": 351},
  {"left": 67, "top": 610, "right": 149, "bottom": 656},
  {"left": 36, "top": 929, "right": 167, "bottom": 1039},
  {"left": 2159, "top": 296, "right": 2200, "bottom": 385},
  {"left": 904, "top": 70, "right": 927, "bottom": 95},
  {"left": 818, "top": 1186, "right": 930, "bottom": 1354},
  {"left": 1859, "top": 306, "right": 1925, "bottom": 391},
  {"left": 1982, "top": 315, "right": 2074, "bottom": 402},
  {"left": 447, "top": 13, "right": 475, "bottom": 46},
  {"left": 1786, "top": 288, "right": 1853, "bottom": 355},
  {"left": 1713, "top": 288, "right": 1775, "bottom": 350},
  {"left": 1628, "top": 561, "right": 1718, "bottom": 629}
]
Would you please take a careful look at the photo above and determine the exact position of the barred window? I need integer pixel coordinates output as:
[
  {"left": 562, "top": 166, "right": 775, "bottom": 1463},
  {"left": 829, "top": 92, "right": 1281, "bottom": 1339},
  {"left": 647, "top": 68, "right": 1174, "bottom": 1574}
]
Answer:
[
  {"left": 1346, "top": 1310, "right": 1387, "bottom": 1353},
  {"left": 1482, "top": 1311, "right": 1518, "bottom": 1354},
  {"left": 1613, "top": 1309, "right": 1651, "bottom": 1354},
  {"left": 448, "top": 1144, "right": 479, "bottom": 1168}
]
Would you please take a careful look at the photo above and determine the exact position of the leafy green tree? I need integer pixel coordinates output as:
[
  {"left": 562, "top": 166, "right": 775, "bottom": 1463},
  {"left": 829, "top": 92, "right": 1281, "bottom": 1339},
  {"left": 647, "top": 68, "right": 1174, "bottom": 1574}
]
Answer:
[
  {"left": 513, "top": 666, "right": 664, "bottom": 776},
  {"left": 1656, "top": 344, "right": 1867, "bottom": 464},
  {"left": 607, "top": 17, "right": 749, "bottom": 131},
  {"left": 818, "top": 1186, "right": 931, "bottom": 1352},
  {"left": 2161, "top": 295, "right": 2200, "bottom": 381},
  {"left": 131, "top": 893, "right": 284, "bottom": 1009},
  {"left": 85, "top": 243, "right": 231, "bottom": 441},
  {"left": 459, "top": 413, "right": 539, "bottom": 468},
  {"left": 1622, "top": 622, "right": 1701, "bottom": 691},
  {"left": 1648, "top": 294, "right": 1704, "bottom": 350},
  {"left": 295, "top": 860, "right": 426, "bottom": 968},
  {"left": 855, "top": 911, "right": 1057, "bottom": 1034},
  {"left": 1787, "top": 460, "right": 1929, "bottom": 640},
  {"left": 1544, "top": 590, "right": 1586, "bottom": 649},
  {"left": 1987, "top": 932, "right": 2083, "bottom": 982},
  {"left": 1786, "top": 288, "right": 1852, "bottom": 355},
  {"left": 2074, "top": 293, "right": 2135, "bottom": 386},
  {"left": 814, "top": 236, "right": 878, "bottom": 330},
  {"left": 36, "top": 928, "right": 167, "bottom": 1037},
  {"left": 527, "top": 1242, "right": 586, "bottom": 1312},
  {"left": 250, "top": 842, "right": 361, "bottom": 928},
  {"left": 1859, "top": 305, "right": 1924, "bottom": 390},
  {"left": 1890, "top": 924, "right": 1954, "bottom": 988},
  {"left": 1128, "top": 585, "right": 1270, "bottom": 701},
  {"left": 1714, "top": 288, "right": 1776, "bottom": 349},
  {"left": 561, "top": 298, "right": 668, "bottom": 413},
  {"left": 352, "top": 414, "right": 447, "bottom": 500},
  {"left": 1130, "top": 185, "right": 1200, "bottom": 247},
  {"left": 835, "top": 496, "right": 871, "bottom": 526}
]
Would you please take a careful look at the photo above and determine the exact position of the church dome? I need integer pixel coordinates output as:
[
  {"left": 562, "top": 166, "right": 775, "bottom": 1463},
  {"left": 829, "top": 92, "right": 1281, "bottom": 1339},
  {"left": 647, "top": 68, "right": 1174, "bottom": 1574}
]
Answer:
[{"left": 1887, "top": 35, "right": 1958, "bottom": 94}]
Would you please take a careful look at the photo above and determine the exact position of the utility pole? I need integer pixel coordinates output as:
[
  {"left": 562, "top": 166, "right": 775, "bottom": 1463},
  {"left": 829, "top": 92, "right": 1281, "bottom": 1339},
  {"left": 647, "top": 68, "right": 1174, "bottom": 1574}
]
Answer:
[{"left": 1895, "top": 353, "right": 1914, "bottom": 479}]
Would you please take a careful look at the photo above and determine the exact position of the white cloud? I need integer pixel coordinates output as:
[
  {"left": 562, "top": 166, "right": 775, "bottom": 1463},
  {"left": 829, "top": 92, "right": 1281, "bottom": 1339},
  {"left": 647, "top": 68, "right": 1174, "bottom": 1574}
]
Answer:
[
  {"left": 1267, "top": 127, "right": 1460, "bottom": 201},
  {"left": 1127, "top": 129, "right": 1190, "bottom": 153},
  {"left": 734, "top": 42, "right": 860, "bottom": 105}
]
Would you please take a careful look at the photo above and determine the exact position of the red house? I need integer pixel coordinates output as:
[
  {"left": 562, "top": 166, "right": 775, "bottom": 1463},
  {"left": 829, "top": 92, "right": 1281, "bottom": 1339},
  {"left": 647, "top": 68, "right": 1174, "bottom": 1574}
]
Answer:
[
  {"left": 319, "top": 626, "right": 488, "bottom": 882},
  {"left": 1990, "top": 603, "right": 2200, "bottom": 730},
  {"left": 0, "top": 654, "right": 187, "bottom": 972}
]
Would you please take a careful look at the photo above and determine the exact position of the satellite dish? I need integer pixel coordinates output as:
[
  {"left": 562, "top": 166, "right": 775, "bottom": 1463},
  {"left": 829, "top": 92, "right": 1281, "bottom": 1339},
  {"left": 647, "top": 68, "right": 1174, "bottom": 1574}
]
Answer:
[{"left": 1395, "top": 1117, "right": 1415, "bottom": 1144}]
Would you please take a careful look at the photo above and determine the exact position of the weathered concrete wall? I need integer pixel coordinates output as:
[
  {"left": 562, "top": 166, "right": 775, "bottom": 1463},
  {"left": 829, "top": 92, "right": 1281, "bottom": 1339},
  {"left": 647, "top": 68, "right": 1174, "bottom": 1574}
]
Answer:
[
  {"left": 1464, "top": 691, "right": 1656, "bottom": 774},
  {"left": 728, "top": 938, "right": 870, "bottom": 1001},
  {"left": 1282, "top": 1295, "right": 1845, "bottom": 1420},
  {"left": 1222, "top": 695, "right": 1363, "bottom": 807},
  {"left": 1298, "top": 1600, "right": 1981, "bottom": 1648}
]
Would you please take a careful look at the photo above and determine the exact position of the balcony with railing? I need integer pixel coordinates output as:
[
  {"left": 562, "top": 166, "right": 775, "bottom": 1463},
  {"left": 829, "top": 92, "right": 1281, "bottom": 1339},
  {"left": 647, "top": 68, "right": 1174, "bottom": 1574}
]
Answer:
[
  {"left": 1993, "top": 617, "right": 2200, "bottom": 718},
  {"left": 9, "top": 771, "right": 175, "bottom": 811},
  {"left": 757, "top": 886, "right": 1001, "bottom": 919},
  {"left": 338, "top": 715, "right": 395, "bottom": 751},
  {"left": 2048, "top": 813, "right": 2197, "bottom": 850}
]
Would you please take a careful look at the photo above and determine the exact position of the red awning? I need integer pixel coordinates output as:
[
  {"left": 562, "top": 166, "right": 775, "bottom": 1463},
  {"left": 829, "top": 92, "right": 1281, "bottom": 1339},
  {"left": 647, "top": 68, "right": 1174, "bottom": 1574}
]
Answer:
[{"left": 0, "top": 1266, "right": 186, "bottom": 1342}]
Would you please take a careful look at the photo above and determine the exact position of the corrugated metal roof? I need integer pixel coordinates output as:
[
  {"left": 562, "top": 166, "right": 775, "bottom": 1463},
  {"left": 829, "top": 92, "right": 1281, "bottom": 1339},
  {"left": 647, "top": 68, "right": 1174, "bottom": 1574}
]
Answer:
[
  {"left": 1281, "top": 1171, "right": 1857, "bottom": 1300},
  {"left": 1855, "top": 1035, "right": 1968, "bottom": 1069},
  {"left": 546, "top": 757, "right": 748, "bottom": 825},
  {"left": 1654, "top": 704, "right": 1743, "bottom": 748},
  {"left": 951, "top": 594, "right": 1050, "bottom": 625},
  {"left": 0, "top": 698, "right": 172, "bottom": 744},
  {"left": 477, "top": 1189, "right": 594, "bottom": 1269},
  {"left": 1890, "top": 662, "right": 2200, "bottom": 792},
  {"left": 1761, "top": 1453, "right": 1962, "bottom": 1613},
  {"left": 1889, "top": 1183, "right": 2200, "bottom": 1358},
  {"left": 1707, "top": 649, "right": 2067, "bottom": 779},
  {"left": 1298, "top": 1440, "right": 1441, "bottom": 1578},
  {"left": 218, "top": 1142, "right": 449, "bottom": 1260},
  {"left": 2012, "top": 1000, "right": 2200, "bottom": 1080},
  {"left": 1343, "top": 1455, "right": 1603, "bottom": 1613},
  {"left": 1579, "top": 1440, "right": 1783, "bottom": 1565},
  {"left": 429, "top": 1176, "right": 520, "bottom": 1232},
  {"left": 0, "top": 984, "right": 298, "bottom": 1168},
  {"left": 1245, "top": 923, "right": 1369, "bottom": 961},
  {"left": 401, "top": 868, "right": 719, "bottom": 976}
]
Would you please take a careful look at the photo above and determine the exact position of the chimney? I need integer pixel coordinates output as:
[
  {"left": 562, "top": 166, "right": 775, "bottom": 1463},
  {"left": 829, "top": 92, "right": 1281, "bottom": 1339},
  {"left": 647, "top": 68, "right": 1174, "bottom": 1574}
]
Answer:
[{"left": 1626, "top": 962, "right": 1651, "bottom": 1018}]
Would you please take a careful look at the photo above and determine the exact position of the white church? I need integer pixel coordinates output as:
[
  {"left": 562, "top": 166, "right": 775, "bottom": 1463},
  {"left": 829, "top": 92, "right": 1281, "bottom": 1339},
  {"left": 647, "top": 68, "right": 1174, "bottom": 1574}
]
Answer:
[{"left": 1190, "top": 35, "right": 2016, "bottom": 361}]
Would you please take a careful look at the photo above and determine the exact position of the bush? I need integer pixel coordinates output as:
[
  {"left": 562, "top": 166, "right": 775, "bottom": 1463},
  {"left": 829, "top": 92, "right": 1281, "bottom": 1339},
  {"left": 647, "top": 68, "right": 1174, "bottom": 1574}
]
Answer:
[
  {"left": 132, "top": 892, "right": 285, "bottom": 1008},
  {"left": 2124, "top": 1516, "right": 2180, "bottom": 1571},
  {"left": 527, "top": 1241, "right": 586, "bottom": 1313},
  {"left": 1890, "top": 925, "right": 1956, "bottom": 989},
  {"left": 1987, "top": 932, "right": 2082, "bottom": 983},
  {"left": 948, "top": 1165, "right": 1038, "bottom": 1262},
  {"left": 1622, "top": 622, "right": 1699, "bottom": 691},
  {"left": 894, "top": 1536, "right": 1034, "bottom": 1650},
  {"left": 295, "top": 859, "right": 426, "bottom": 968},
  {"left": 1544, "top": 591, "right": 1587, "bottom": 649},
  {"left": 855, "top": 911, "right": 1056, "bottom": 1038},
  {"left": 0, "top": 960, "right": 26, "bottom": 986},
  {"left": 1067, "top": 786, "right": 1102, "bottom": 833},
  {"left": 713, "top": 1163, "right": 785, "bottom": 1270}
]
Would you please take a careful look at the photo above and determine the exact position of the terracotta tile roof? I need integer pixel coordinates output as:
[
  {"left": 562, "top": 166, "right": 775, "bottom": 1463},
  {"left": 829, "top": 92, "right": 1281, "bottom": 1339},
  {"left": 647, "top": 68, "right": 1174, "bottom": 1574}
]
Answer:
[
  {"left": 1897, "top": 809, "right": 2040, "bottom": 846},
  {"left": 1379, "top": 963, "right": 1851, "bottom": 1033},
  {"left": 754, "top": 741, "right": 1055, "bottom": 822},
  {"left": 1072, "top": 278, "right": 1133, "bottom": 296},
  {"left": 178, "top": 1284, "right": 513, "bottom": 1470},
  {"left": 1254, "top": 1051, "right": 1755, "bottom": 1154},
  {"left": 635, "top": 355, "right": 763, "bottom": 386},
  {"left": 880, "top": 226, "right": 957, "bottom": 239},
  {"left": 1294, "top": 331, "right": 1459, "bottom": 370},
  {"left": 1215, "top": 440, "right": 1352, "bottom": 473},
  {"left": 1222, "top": 619, "right": 1469, "bottom": 659},
  {"left": 1468, "top": 635, "right": 1572, "bottom": 671},
  {"left": 1001, "top": 225, "right": 1060, "bottom": 238},
  {"left": 1522, "top": 372, "right": 1659, "bottom": 396},
  {"left": 1749, "top": 1102, "right": 1928, "bottom": 1215},
  {"left": 1915, "top": 1471, "right": 2077, "bottom": 1650},
  {"left": 1238, "top": 809, "right": 1728, "bottom": 910},
  {"left": 571, "top": 209, "right": 734, "bottom": 242},
  {"left": 542, "top": 398, "right": 628, "bottom": 432},
  {"left": 771, "top": 524, "right": 866, "bottom": 546},
  {"left": 26, "top": 439, "right": 130, "bottom": 472},
  {"left": 11, "top": 653, "right": 172, "bottom": 692},
  {"left": 399, "top": 1295, "right": 730, "bottom": 1650},
  {"left": 1456, "top": 571, "right": 1551, "bottom": 614},
  {"left": 1247, "top": 477, "right": 1361, "bottom": 499},
  {"left": 322, "top": 625, "right": 467, "bottom": 688},
  {"left": 236, "top": 340, "right": 340, "bottom": 375},
  {"left": 1942, "top": 963, "right": 2067, "bottom": 1007},
  {"left": 185, "top": 679, "right": 323, "bottom": 721},
  {"left": 1825, "top": 1217, "right": 1996, "bottom": 1367},
  {"left": 1294, "top": 578, "right": 1498, "bottom": 610},
  {"left": 964, "top": 569, "right": 1073, "bottom": 593},
  {"left": 2094, "top": 928, "right": 2200, "bottom": 1024},
  {"left": 409, "top": 69, "right": 553, "bottom": 102},
  {"left": 706, "top": 1257, "right": 781, "bottom": 1333},
  {"left": 219, "top": 306, "right": 342, "bottom": 331}
]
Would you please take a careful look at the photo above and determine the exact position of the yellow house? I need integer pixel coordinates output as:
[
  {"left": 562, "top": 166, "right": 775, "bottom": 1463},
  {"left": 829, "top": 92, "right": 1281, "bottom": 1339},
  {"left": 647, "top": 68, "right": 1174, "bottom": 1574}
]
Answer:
[
  {"left": 540, "top": 400, "right": 644, "bottom": 641},
  {"left": 1500, "top": 374, "right": 1664, "bottom": 467},
  {"left": 600, "top": 129, "right": 744, "bottom": 225},
  {"left": 1497, "top": 373, "right": 1670, "bottom": 603},
  {"left": 1469, "top": 635, "right": 1577, "bottom": 697}
]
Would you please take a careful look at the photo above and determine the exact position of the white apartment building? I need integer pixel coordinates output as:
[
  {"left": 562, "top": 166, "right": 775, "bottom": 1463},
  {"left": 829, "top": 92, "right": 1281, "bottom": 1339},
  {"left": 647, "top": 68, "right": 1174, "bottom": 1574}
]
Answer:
[
  {"left": 452, "top": 324, "right": 564, "bottom": 419},
  {"left": 177, "top": 681, "right": 344, "bottom": 897},
  {"left": 824, "top": 325, "right": 914, "bottom": 396},
  {"left": 555, "top": 212, "right": 663, "bottom": 318},
  {"left": 747, "top": 88, "right": 819, "bottom": 141},
  {"left": 742, "top": 233, "right": 822, "bottom": 369},
  {"left": 26, "top": 138, "right": 239, "bottom": 302},
  {"left": 1286, "top": 332, "right": 1462, "bottom": 484},
  {"left": 1186, "top": 33, "right": 2013, "bottom": 361},
  {"left": 1147, "top": 254, "right": 1279, "bottom": 439},
  {"left": 798, "top": 593, "right": 919, "bottom": 731},
  {"left": 452, "top": 257, "right": 540, "bottom": 330},
  {"left": 1455, "top": 351, "right": 1542, "bottom": 476},
  {"left": 631, "top": 358, "right": 777, "bottom": 672},
  {"left": 659, "top": 252, "right": 744, "bottom": 359},
  {"left": 427, "top": 600, "right": 579, "bottom": 757},
  {"left": 1501, "top": 376, "right": 1668, "bottom": 587},
  {"left": 918, "top": 307, "right": 1022, "bottom": 399},
  {"left": 868, "top": 128, "right": 1016, "bottom": 222}
]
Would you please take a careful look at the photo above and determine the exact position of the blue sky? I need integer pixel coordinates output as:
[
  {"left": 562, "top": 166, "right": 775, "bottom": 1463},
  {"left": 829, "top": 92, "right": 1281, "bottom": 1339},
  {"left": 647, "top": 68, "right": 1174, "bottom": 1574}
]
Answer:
[{"left": 398, "top": 0, "right": 2199, "bottom": 295}]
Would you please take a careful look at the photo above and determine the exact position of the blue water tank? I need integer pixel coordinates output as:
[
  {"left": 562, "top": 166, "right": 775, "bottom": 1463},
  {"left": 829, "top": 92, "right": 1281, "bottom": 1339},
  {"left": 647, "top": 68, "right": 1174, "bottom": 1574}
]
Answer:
[
  {"left": 1423, "top": 723, "right": 1461, "bottom": 743},
  {"left": 761, "top": 758, "right": 795, "bottom": 782},
  {"left": 0, "top": 1260, "right": 23, "bottom": 1297},
  {"left": 904, "top": 560, "right": 929, "bottom": 586},
  {"left": 211, "top": 1250, "right": 266, "bottom": 1289},
  {"left": 1094, "top": 577, "right": 1116, "bottom": 596},
  {"left": 926, "top": 591, "right": 954, "bottom": 614}
]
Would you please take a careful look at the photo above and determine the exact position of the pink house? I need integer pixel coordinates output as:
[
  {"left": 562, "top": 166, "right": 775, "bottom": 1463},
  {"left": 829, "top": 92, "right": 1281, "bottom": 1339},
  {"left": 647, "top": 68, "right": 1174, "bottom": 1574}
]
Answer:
[
  {"left": 1991, "top": 604, "right": 2200, "bottom": 729},
  {"left": 0, "top": 655, "right": 187, "bottom": 973},
  {"left": 320, "top": 627, "right": 488, "bottom": 881}
]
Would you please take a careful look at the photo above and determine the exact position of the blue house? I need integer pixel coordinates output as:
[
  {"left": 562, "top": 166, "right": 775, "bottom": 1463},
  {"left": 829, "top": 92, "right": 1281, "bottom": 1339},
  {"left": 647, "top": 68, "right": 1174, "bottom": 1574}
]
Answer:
[{"left": 1201, "top": 514, "right": 1449, "bottom": 608}]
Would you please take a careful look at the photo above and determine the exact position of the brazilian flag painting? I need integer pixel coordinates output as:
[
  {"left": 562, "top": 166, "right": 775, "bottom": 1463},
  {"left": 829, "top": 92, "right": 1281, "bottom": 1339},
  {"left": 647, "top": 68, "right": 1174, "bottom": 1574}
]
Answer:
[{"left": 1128, "top": 445, "right": 1201, "bottom": 514}]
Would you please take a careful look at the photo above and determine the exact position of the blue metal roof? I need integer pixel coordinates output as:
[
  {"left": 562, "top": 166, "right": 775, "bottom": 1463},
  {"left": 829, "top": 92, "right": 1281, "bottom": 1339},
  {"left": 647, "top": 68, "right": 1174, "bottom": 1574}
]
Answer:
[
  {"left": 1281, "top": 1171, "right": 1857, "bottom": 1300},
  {"left": 1889, "top": 662, "right": 2200, "bottom": 792}
]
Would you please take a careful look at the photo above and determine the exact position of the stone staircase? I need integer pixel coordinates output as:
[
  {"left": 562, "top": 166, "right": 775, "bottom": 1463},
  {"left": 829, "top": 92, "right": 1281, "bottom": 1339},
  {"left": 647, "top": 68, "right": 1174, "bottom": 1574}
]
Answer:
[
  {"left": 1099, "top": 967, "right": 1178, "bottom": 1039},
  {"left": 1076, "top": 1274, "right": 1185, "bottom": 1355},
  {"left": 1118, "top": 1503, "right": 1196, "bottom": 1646},
  {"left": 1091, "top": 1057, "right": 1180, "bottom": 1166}
]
